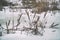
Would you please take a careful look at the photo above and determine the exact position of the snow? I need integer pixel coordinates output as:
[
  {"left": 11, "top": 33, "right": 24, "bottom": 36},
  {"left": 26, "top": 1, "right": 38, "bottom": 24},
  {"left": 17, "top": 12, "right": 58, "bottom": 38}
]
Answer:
[
  {"left": 0, "top": 9, "right": 60, "bottom": 40},
  {"left": 0, "top": 28, "right": 60, "bottom": 40},
  {"left": 0, "top": 31, "right": 44, "bottom": 40},
  {"left": 0, "top": 1, "right": 60, "bottom": 40},
  {"left": 43, "top": 28, "right": 60, "bottom": 40}
]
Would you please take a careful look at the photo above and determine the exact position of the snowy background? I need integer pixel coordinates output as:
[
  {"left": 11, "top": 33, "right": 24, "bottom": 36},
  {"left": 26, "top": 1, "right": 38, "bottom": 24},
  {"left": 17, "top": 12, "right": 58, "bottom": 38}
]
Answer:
[{"left": 0, "top": 0, "right": 60, "bottom": 40}]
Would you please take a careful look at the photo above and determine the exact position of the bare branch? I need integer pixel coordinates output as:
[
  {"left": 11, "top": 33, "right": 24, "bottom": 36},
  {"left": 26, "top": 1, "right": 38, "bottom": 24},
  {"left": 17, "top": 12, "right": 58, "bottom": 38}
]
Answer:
[
  {"left": 6, "top": 20, "right": 11, "bottom": 34},
  {"left": 25, "top": 10, "right": 30, "bottom": 21},
  {"left": 17, "top": 14, "right": 23, "bottom": 22},
  {"left": 50, "top": 22, "right": 59, "bottom": 29},
  {"left": 33, "top": 12, "right": 36, "bottom": 19},
  {"left": 44, "top": 12, "right": 47, "bottom": 18}
]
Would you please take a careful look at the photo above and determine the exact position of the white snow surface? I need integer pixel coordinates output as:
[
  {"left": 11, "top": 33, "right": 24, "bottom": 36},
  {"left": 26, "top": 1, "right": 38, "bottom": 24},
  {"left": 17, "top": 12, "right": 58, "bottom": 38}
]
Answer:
[
  {"left": 0, "top": 5, "right": 60, "bottom": 40},
  {"left": 0, "top": 10, "right": 60, "bottom": 40},
  {"left": 0, "top": 28, "right": 60, "bottom": 40}
]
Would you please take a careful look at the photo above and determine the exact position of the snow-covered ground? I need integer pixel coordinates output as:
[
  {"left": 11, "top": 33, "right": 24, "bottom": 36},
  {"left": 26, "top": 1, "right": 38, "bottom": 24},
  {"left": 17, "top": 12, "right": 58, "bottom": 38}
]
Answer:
[
  {"left": 0, "top": 11, "right": 60, "bottom": 40},
  {"left": 0, "top": 0, "right": 60, "bottom": 40},
  {"left": 0, "top": 6, "right": 60, "bottom": 40},
  {"left": 0, "top": 28, "right": 60, "bottom": 40}
]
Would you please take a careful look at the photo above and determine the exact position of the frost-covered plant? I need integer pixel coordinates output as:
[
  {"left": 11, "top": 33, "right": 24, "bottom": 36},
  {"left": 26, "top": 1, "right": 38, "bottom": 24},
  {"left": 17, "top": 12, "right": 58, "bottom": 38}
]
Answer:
[
  {"left": 6, "top": 20, "right": 11, "bottom": 34},
  {"left": 21, "top": 10, "right": 45, "bottom": 36},
  {"left": 15, "top": 13, "right": 23, "bottom": 30}
]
